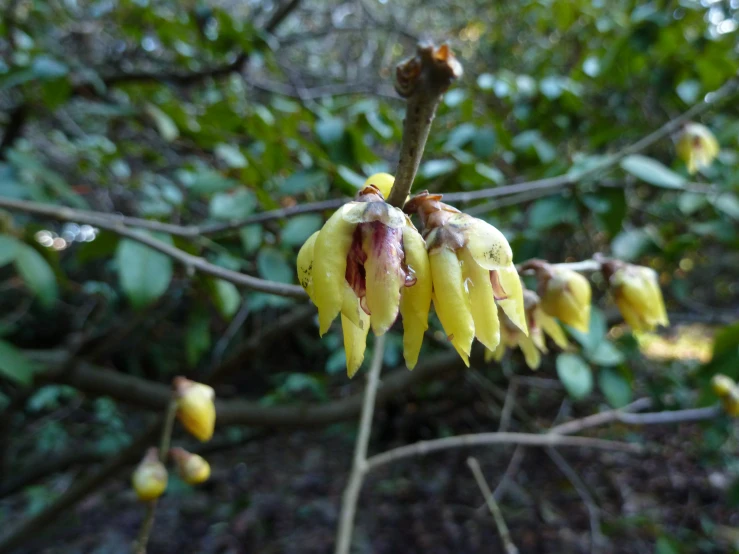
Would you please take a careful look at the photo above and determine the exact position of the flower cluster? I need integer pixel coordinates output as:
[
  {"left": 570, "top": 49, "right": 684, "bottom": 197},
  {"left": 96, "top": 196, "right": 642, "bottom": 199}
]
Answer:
[
  {"left": 297, "top": 174, "right": 671, "bottom": 376},
  {"left": 131, "top": 377, "right": 216, "bottom": 502}
]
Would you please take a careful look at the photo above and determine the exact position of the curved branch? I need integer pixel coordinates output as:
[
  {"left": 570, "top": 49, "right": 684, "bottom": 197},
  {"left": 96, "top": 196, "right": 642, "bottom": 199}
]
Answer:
[{"left": 0, "top": 197, "right": 307, "bottom": 299}]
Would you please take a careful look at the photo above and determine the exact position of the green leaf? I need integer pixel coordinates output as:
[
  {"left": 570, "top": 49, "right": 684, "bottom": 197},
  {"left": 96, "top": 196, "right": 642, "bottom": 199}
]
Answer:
[
  {"left": 281, "top": 214, "right": 323, "bottom": 247},
  {"left": 566, "top": 307, "right": 607, "bottom": 354},
  {"left": 0, "top": 340, "right": 38, "bottom": 385},
  {"left": 215, "top": 143, "right": 248, "bottom": 168},
  {"left": 144, "top": 103, "right": 179, "bottom": 142},
  {"left": 209, "top": 189, "right": 256, "bottom": 220},
  {"left": 32, "top": 56, "right": 69, "bottom": 79},
  {"left": 420, "top": 159, "right": 457, "bottom": 179},
  {"left": 712, "top": 193, "right": 739, "bottom": 220},
  {"left": 315, "top": 118, "right": 345, "bottom": 144},
  {"left": 257, "top": 248, "right": 293, "bottom": 284},
  {"left": 281, "top": 170, "right": 328, "bottom": 195},
  {"left": 620, "top": 155, "right": 686, "bottom": 189},
  {"left": 598, "top": 368, "right": 632, "bottom": 408},
  {"left": 239, "top": 225, "right": 263, "bottom": 254},
  {"left": 336, "top": 166, "right": 366, "bottom": 190},
  {"left": 587, "top": 341, "right": 625, "bottom": 366},
  {"left": 185, "top": 313, "right": 211, "bottom": 368},
  {"left": 211, "top": 279, "right": 241, "bottom": 318},
  {"left": 556, "top": 353, "right": 593, "bottom": 400},
  {"left": 14, "top": 245, "right": 58, "bottom": 309},
  {"left": 0, "top": 234, "right": 20, "bottom": 267},
  {"left": 611, "top": 228, "right": 653, "bottom": 261},
  {"left": 528, "top": 195, "right": 579, "bottom": 230},
  {"left": 115, "top": 233, "right": 173, "bottom": 309},
  {"left": 188, "top": 170, "right": 240, "bottom": 194}
]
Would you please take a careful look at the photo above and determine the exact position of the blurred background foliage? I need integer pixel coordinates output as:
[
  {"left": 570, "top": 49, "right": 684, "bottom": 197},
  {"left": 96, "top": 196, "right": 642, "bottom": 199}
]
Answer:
[{"left": 1, "top": 0, "right": 739, "bottom": 552}]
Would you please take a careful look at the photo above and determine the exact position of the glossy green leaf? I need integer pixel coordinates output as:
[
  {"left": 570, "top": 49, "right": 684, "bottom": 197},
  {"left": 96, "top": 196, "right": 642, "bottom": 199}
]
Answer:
[
  {"left": 0, "top": 234, "right": 20, "bottom": 267},
  {"left": 14, "top": 244, "right": 58, "bottom": 309},
  {"left": 556, "top": 353, "right": 593, "bottom": 400},
  {"left": 212, "top": 279, "right": 241, "bottom": 318},
  {"left": 0, "top": 340, "right": 38, "bottom": 385},
  {"left": 115, "top": 233, "right": 173, "bottom": 309},
  {"left": 257, "top": 247, "right": 293, "bottom": 284},
  {"left": 145, "top": 103, "right": 179, "bottom": 142},
  {"left": 281, "top": 214, "right": 323, "bottom": 247},
  {"left": 209, "top": 189, "right": 256, "bottom": 220},
  {"left": 598, "top": 368, "right": 632, "bottom": 408},
  {"left": 620, "top": 155, "right": 685, "bottom": 189}
]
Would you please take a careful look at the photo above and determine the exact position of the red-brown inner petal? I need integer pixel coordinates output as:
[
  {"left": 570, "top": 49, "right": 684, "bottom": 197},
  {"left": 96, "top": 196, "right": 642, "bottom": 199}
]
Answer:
[{"left": 490, "top": 270, "right": 508, "bottom": 300}]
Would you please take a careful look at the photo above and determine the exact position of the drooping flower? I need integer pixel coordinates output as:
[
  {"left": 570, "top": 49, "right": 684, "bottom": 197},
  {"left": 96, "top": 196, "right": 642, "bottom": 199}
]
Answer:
[
  {"left": 132, "top": 448, "right": 168, "bottom": 501},
  {"left": 170, "top": 447, "right": 211, "bottom": 485},
  {"left": 404, "top": 192, "right": 527, "bottom": 366},
  {"left": 297, "top": 175, "right": 431, "bottom": 375},
  {"left": 486, "top": 289, "right": 569, "bottom": 370},
  {"left": 173, "top": 377, "right": 216, "bottom": 442},
  {"left": 603, "top": 261, "right": 669, "bottom": 333},
  {"left": 676, "top": 122, "right": 719, "bottom": 175},
  {"left": 523, "top": 260, "right": 592, "bottom": 332}
]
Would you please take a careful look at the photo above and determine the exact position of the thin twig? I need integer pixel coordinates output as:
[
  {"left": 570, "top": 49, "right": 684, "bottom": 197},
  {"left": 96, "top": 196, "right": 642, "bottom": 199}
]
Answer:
[
  {"left": 467, "top": 457, "right": 519, "bottom": 554},
  {"left": 0, "top": 197, "right": 306, "bottom": 299},
  {"left": 334, "top": 335, "right": 386, "bottom": 554},
  {"left": 546, "top": 447, "right": 604, "bottom": 553},
  {"left": 132, "top": 400, "right": 177, "bottom": 554},
  {"left": 386, "top": 43, "right": 462, "bottom": 207},
  {"left": 365, "top": 433, "right": 642, "bottom": 471}
]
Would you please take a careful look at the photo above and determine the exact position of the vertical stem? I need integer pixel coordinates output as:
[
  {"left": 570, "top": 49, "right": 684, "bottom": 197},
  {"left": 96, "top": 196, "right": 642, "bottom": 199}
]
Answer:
[
  {"left": 334, "top": 334, "right": 386, "bottom": 554},
  {"left": 132, "top": 400, "right": 178, "bottom": 554},
  {"left": 467, "top": 457, "right": 519, "bottom": 554}
]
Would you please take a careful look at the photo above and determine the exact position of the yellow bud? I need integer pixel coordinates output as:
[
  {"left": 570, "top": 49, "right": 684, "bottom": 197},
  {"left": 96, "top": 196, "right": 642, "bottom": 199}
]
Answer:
[
  {"left": 676, "top": 122, "right": 719, "bottom": 175},
  {"left": 363, "top": 173, "right": 395, "bottom": 200},
  {"left": 711, "top": 374, "right": 736, "bottom": 398},
  {"left": 540, "top": 268, "right": 591, "bottom": 333},
  {"left": 132, "top": 448, "right": 168, "bottom": 501},
  {"left": 170, "top": 447, "right": 211, "bottom": 485},
  {"left": 721, "top": 387, "right": 739, "bottom": 417},
  {"left": 174, "top": 378, "right": 216, "bottom": 442},
  {"left": 609, "top": 264, "right": 669, "bottom": 333}
]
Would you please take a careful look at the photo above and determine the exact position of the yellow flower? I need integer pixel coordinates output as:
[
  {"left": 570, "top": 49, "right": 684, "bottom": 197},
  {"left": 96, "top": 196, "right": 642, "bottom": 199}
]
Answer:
[
  {"left": 132, "top": 448, "right": 168, "bottom": 501},
  {"left": 296, "top": 175, "right": 430, "bottom": 375},
  {"left": 170, "top": 447, "right": 211, "bottom": 485},
  {"left": 711, "top": 374, "right": 739, "bottom": 417},
  {"left": 405, "top": 192, "right": 527, "bottom": 366},
  {"left": 173, "top": 377, "right": 216, "bottom": 442},
  {"left": 486, "top": 289, "right": 569, "bottom": 370},
  {"left": 676, "top": 122, "right": 719, "bottom": 174},
  {"left": 525, "top": 261, "right": 591, "bottom": 333},
  {"left": 605, "top": 262, "right": 669, "bottom": 333}
]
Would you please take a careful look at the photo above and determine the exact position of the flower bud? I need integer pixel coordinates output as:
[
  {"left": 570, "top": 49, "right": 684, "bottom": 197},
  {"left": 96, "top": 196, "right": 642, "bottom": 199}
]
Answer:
[
  {"left": 296, "top": 177, "right": 431, "bottom": 375},
  {"left": 132, "top": 448, "right": 168, "bottom": 501},
  {"left": 173, "top": 377, "right": 216, "bottom": 442},
  {"left": 404, "top": 192, "right": 527, "bottom": 367},
  {"left": 604, "top": 262, "right": 669, "bottom": 333},
  {"left": 711, "top": 374, "right": 735, "bottom": 398},
  {"left": 170, "top": 447, "right": 211, "bottom": 485},
  {"left": 528, "top": 262, "right": 591, "bottom": 333},
  {"left": 676, "top": 122, "right": 719, "bottom": 175}
]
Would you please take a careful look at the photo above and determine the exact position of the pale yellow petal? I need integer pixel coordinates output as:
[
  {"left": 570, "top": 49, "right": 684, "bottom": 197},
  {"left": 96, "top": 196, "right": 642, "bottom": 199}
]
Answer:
[
  {"left": 538, "top": 309, "right": 570, "bottom": 350},
  {"left": 363, "top": 225, "right": 403, "bottom": 335},
  {"left": 342, "top": 310, "right": 370, "bottom": 378},
  {"left": 450, "top": 214, "right": 513, "bottom": 270},
  {"left": 496, "top": 265, "right": 528, "bottom": 336},
  {"left": 296, "top": 231, "right": 319, "bottom": 301},
  {"left": 313, "top": 205, "right": 356, "bottom": 335},
  {"left": 430, "top": 248, "right": 474, "bottom": 366},
  {"left": 518, "top": 336, "right": 541, "bottom": 370},
  {"left": 459, "top": 247, "right": 500, "bottom": 352},
  {"left": 399, "top": 226, "right": 431, "bottom": 369}
]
